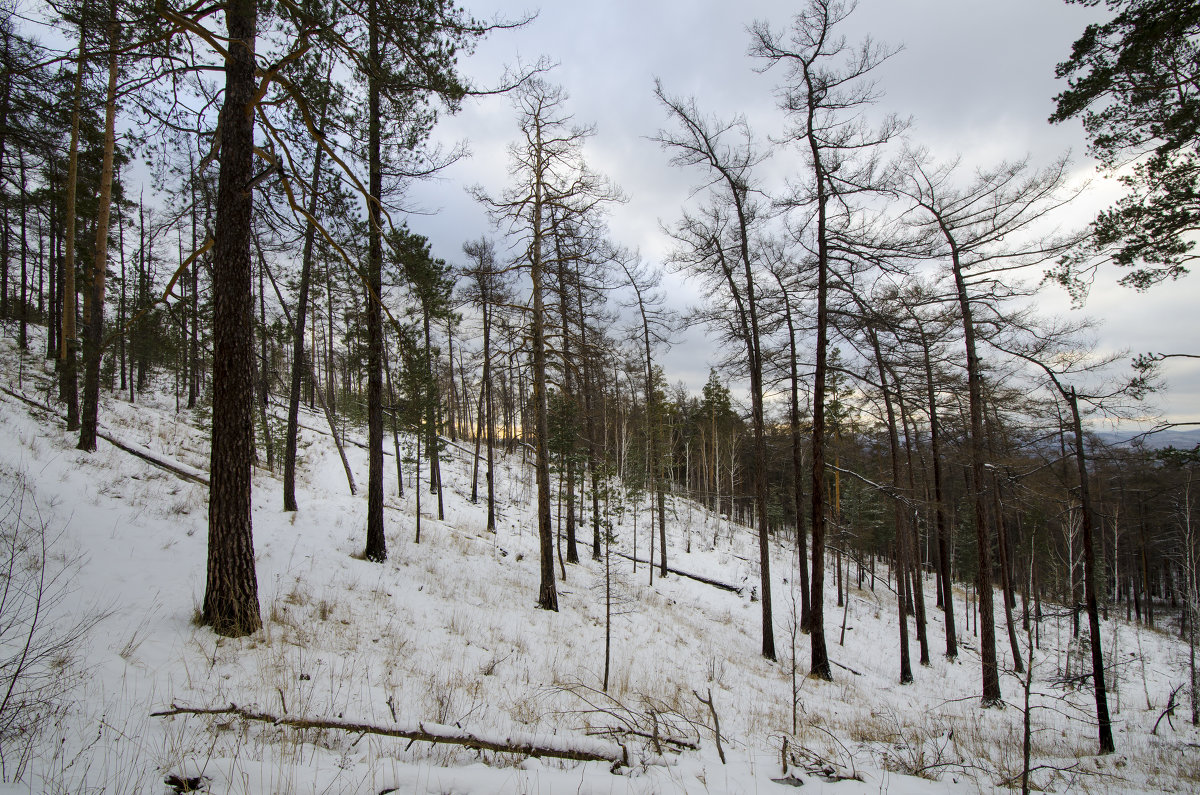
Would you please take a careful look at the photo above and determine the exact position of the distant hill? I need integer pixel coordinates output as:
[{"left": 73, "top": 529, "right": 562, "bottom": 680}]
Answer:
[{"left": 1093, "top": 427, "right": 1200, "bottom": 450}]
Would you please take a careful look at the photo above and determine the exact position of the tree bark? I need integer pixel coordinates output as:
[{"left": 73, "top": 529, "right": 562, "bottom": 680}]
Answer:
[
  {"left": 78, "top": 0, "right": 119, "bottom": 452},
  {"left": 362, "top": 0, "right": 386, "bottom": 562},
  {"left": 60, "top": 7, "right": 88, "bottom": 431},
  {"left": 951, "top": 246, "right": 1001, "bottom": 705},
  {"left": 1067, "top": 386, "right": 1115, "bottom": 753},
  {"left": 202, "top": 0, "right": 262, "bottom": 637}
]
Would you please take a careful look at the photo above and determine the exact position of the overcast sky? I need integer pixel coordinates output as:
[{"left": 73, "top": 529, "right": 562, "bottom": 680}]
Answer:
[{"left": 404, "top": 0, "right": 1199, "bottom": 429}]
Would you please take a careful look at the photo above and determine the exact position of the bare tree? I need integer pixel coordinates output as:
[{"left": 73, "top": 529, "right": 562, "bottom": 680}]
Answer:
[
  {"left": 749, "top": 0, "right": 904, "bottom": 678},
  {"left": 655, "top": 84, "right": 776, "bottom": 661},
  {"left": 992, "top": 319, "right": 1155, "bottom": 753},
  {"left": 474, "top": 79, "right": 621, "bottom": 610},
  {"left": 617, "top": 254, "right": 677, "bottom": 579},
  {"left": 897, "top": 150, "right": 1086, "bottom": 704}
]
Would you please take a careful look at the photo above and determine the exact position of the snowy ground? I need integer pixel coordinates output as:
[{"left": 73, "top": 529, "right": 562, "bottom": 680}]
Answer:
[{"left": 1, "top": 329, "right": 1197, "bottom": 793}]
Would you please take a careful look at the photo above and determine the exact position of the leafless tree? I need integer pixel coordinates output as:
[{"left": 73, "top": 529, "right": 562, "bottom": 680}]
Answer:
[
  {"left": 897, "top": 149, "right": 1086, "bottom": 704},
  {"left": 474, "top": 79, "right": 622, "bottom": 610},
  {"left": 655, "top": 84, "right": 776, "bottom": 660},
  {"left": 749, "top": 0, "right": 905, "bottom": 678}
]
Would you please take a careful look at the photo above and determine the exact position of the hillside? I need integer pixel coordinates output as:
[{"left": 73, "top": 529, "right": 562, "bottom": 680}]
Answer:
[{"left": 1, "top": 332, "right": 1197, "bottom": 794}]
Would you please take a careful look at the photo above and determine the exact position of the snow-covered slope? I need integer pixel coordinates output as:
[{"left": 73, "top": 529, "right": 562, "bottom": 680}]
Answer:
[{"left": 1, "top": 330, "right": 1196, "bottom": 794}]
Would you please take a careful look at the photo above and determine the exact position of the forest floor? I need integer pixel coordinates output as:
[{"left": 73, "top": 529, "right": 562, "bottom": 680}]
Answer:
[{"left": 0, "top": 329, "right": 1197, "bottom": 793}]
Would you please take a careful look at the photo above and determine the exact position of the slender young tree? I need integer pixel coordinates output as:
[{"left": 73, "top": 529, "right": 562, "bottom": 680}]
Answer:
[
  {"left": 766, "top": 251, "right": 813, "bottom": 630},
  {"left": 283, "top": 52, "right": 340, "bottom": 512},
  {"left": 475, "top": 79, "right": 621, "bottom": 610},
  {"left": 618, "top": 254, "right": 676, "bottom": 578},
  {"left": 392, "top": 225, "right": 454, "bottom": 521},
  {"left": 78, "top": 0, "right": 121, "bottom": 452},
  {"left": 750, "top": 0, "right": 904, "bottom": 678},
  {"left": 655, "top": 84, "right": 776, "bottom": 661},
  {"left": 897, "top": 150, "right": 1085, "bottom": 704}
]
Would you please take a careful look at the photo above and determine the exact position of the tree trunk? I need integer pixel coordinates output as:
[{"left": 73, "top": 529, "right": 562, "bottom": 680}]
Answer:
[
  {"left": 60, "top": 9, "right": 88, "bottom": 430},
  {"left": 951, "top": 247, "right": 1001, "bottom": 705},
  {"left": 898, "top": 388, "right": 930, "bottom": 667},
  {"left": 779, "top": 280, "right": 811, "bottom": 631},
  {"left": 203, "top": 0, "right": 262, "bottom": 637},
  {"left": 869, "top": 326, "right": 911, "bottom": 683},
  {"left": 282, "top": 98, "right": 326, "bottom": 509},
  {"left": 363, "top": 0, "right": 386, "bottom": 562},
  {"left": 188, "top": 165, "right": 200, "bottom": 409},
  {"left": 1067, "top": 386, "right": 1115, "bottom": 753},
  {"left": 920, "top": 329, "right": 957, "bottom": 658},
  {"left": 577, "top": 281, "right": 601, "bottom": 560},
  {"left": 17, "top": 149, "right": 28, "bottom": 351},
  {"left": 484, "top": 300, "right": 496, "bottom": 532},
  {"left": 532, "top": 122, "right": 556, "bottom": 612},
  {"left": 557, "top": 250, "right": 579, "bottom": 564},
  {"left": 78, "top": 0, "right": 119, "bottom": 452},
  {"left": 809, "top": 162, "right": 832, "bottom": 680}
]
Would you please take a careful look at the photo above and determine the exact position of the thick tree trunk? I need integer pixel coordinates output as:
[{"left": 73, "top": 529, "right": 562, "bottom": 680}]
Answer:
[
  {"left": 363, "top": 0, "right": 386, "bottom": 562},
  {"left": 203, "top": 0, "right": 261, "bottom": 637}
]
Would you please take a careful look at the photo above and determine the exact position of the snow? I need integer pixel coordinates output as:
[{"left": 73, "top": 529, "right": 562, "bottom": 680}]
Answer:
[{"left": 1, "top": 328, "right": 1197, "bottom": 793}]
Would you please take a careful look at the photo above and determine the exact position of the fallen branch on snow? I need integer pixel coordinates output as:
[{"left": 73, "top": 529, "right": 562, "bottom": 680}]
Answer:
[
  {"left": 0, "top": 386, "right": 209, "bottom": 486},
  {"left": 151, "top": 703, "right": 629, "bottom": 767},
  {"left": 1152, "top": 684, "right": 1185, "bottom": 735},
  {"left": 610, "top": 551, "right": 743, "bottom": 594}
]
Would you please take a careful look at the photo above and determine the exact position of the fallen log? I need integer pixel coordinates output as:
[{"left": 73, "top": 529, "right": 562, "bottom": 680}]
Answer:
[
  {"left": 151, "top": 703, "right": 628, "bottom": 767},
  {"left": 0, "top": 386, "right": 209, "bottom": 486},
  {"left": 611, "top": 551, "right": 743, "bottom": 594},
  {"left": 96, "top": 431, "right": 209, "bottom": 487}
]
